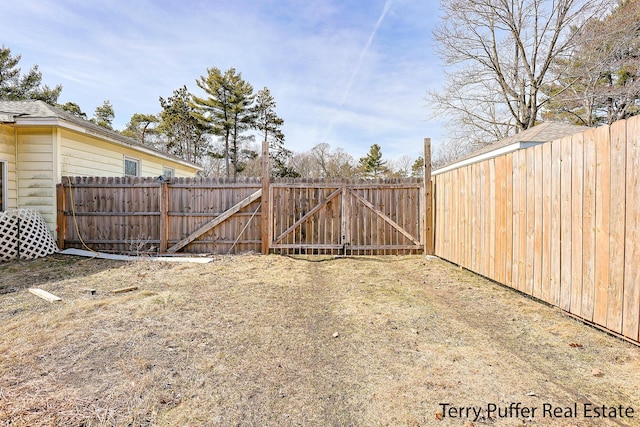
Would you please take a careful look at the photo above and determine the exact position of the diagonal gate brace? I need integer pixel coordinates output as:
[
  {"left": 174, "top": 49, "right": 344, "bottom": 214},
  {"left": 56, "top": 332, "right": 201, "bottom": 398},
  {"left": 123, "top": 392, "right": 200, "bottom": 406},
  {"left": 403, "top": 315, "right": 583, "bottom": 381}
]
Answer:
[{"left": 167, "top": 189, "right": 262, "bottom": 253}]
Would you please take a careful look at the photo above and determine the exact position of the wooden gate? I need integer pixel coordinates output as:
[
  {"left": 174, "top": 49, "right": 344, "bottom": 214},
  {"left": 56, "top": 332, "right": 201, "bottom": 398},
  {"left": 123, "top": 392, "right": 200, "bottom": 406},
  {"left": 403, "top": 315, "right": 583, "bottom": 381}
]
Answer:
[{"left": 268, "top": 179, "right": 425, "bottom": 255}]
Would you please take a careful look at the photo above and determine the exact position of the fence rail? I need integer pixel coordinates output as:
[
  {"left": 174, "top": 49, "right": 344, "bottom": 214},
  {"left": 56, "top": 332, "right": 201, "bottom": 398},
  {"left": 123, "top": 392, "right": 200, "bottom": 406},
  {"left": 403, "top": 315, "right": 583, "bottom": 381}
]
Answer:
[{"left": 433, "top": 116, "right": 640, "bottom": 344}]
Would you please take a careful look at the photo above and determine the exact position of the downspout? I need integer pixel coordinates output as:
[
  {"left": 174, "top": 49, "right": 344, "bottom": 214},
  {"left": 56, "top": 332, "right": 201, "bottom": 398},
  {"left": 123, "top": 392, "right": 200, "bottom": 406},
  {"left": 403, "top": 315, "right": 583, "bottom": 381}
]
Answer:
[{"left": 14, "top": 126, "right": 19, "bottom": 209}]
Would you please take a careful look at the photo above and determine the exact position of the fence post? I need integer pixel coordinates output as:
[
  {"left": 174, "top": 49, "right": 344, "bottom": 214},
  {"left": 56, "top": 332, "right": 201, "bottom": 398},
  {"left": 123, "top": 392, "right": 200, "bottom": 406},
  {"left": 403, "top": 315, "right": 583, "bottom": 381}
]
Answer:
[
  {"left": 424, "top": 138, "right": 434, "bottom": 255},
  {"left": 261, "top": 137, "right": 270, "bottom": 254},
  {"left": 56, "top": 183, "right": 67, "bottom": 249},
  {"left": 159, "top": 182, "right": 169, "bottom": 253}
]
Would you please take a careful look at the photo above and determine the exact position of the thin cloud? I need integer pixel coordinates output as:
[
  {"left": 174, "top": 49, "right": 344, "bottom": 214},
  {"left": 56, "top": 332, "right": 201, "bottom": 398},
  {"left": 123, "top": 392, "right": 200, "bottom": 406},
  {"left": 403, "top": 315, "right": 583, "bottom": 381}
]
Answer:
[{"left": 0, "top": 0, "right": 441, "bottom": 160}]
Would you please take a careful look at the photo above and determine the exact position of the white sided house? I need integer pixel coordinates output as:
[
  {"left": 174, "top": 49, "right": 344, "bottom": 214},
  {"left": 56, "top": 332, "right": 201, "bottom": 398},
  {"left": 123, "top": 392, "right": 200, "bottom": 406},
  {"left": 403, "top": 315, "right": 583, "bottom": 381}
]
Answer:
[{"left": 0, "top": 100, "right": 201, "bottom": 235}]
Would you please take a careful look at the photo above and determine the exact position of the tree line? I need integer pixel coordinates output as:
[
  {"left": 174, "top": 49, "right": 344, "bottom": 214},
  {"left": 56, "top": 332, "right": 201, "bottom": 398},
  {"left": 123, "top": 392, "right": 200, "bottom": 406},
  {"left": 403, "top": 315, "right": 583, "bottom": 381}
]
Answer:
[{"left": 1, "top": 45, "right": 424, "bottom": 178}]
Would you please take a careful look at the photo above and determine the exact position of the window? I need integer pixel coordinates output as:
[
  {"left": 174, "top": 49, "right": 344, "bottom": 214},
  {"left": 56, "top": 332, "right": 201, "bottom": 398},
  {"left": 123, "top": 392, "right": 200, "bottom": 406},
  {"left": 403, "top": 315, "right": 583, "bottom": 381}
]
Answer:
[
  {"left": 162, "top": 167, "right": 175, "bottom": 179},
  {"left": 0, "top": 160, "right": 5, "bottom": 211},
  {"left": 124, "top": 157, "right": 140, "bottom": 177}
]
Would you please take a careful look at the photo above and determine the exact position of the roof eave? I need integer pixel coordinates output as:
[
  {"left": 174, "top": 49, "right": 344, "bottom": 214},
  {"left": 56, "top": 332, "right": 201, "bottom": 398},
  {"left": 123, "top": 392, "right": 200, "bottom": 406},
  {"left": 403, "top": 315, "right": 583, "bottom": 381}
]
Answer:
[
  {"left": 9, "top": 116, "right": 203, "bottom": 171},
  {"left": 432, "top": 141, "right": 542, "bottom": 176}
]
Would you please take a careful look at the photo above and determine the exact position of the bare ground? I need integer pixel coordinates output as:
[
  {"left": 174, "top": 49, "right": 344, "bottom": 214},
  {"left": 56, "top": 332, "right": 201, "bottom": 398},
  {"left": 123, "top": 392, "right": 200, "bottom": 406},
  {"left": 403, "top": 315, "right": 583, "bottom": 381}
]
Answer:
[{"left": 1, "top": 253, "right": 639, "bottom": 427}]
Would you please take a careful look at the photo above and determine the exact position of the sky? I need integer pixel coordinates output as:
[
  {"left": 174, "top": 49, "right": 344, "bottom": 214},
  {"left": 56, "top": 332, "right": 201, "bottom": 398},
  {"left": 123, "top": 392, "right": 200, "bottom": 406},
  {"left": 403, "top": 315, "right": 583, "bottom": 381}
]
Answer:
[{"left": 1, "top": 0, "right": 446, "bottom": 163}]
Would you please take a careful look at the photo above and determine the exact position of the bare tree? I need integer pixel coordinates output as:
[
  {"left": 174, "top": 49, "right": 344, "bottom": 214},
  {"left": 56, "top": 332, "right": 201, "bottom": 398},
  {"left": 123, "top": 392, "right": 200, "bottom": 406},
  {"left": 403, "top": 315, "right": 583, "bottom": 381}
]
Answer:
[
  {"left": 290, "top": 143, "right": 357, "bottom": 178},
  {"left": 428, "top": 0, "right": 614, "bottom": 147},
  {"left": 543, "top": 0, "right": 640, "bottom": 126}
]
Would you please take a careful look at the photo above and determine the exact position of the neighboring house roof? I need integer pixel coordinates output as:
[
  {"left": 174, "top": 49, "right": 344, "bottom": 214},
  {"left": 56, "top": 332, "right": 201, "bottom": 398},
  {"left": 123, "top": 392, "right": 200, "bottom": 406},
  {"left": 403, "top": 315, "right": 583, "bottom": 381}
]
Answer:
[
  {"left": 433, "top": 122, "right": 590, "bottom": 175},
  {"left": 0, "top": 99, "right": 201, "bottom": 171}
]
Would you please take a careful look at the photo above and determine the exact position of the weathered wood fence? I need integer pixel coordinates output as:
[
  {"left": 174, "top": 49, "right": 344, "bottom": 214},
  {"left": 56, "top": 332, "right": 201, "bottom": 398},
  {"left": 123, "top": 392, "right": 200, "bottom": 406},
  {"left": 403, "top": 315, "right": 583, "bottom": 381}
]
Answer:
[
  {"left": 57, "top": 176, "right": 430, "bottom": 256},
  {"left": 433, "top": 116, "right": 640, "bottom": 344}
]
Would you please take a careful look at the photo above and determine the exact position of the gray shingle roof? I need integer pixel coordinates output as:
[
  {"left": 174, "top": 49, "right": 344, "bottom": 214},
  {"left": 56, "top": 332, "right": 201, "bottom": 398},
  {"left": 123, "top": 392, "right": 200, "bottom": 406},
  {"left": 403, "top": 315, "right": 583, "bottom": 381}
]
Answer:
[
  {"left": 444, "top": 122, "right": 590, "bottom": 167},
  {"left": 0, "top": 100, "right": 200, "bottom": 169}
]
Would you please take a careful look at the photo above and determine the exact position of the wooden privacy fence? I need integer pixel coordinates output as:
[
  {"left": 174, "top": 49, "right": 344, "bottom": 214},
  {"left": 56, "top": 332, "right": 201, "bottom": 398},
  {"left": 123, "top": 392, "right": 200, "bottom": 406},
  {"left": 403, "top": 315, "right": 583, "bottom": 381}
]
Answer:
[
  {"left": 433, "top": 116, "right": 640, "bottom": 344},
  {"left": 57, "top": 176, "right": 430, "bottom": 256}
]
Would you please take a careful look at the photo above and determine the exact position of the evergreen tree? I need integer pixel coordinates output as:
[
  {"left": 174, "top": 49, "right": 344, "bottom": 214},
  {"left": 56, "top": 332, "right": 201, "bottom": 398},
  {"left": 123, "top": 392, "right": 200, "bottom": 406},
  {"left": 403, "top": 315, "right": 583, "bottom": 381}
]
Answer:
[
  {"left": 411, "top": 156, "right": 425, "bottom": 177},
  {"left": 92, "top": 100, "right": 115, "bottom": 129},
  {"left": 158, "top": 86, "right": 207, "bottom": 164},
  {"left": 0, "top": 45, "right": 62, "bottom": 103},
  {"left": 254, "top": 87, "right": 298, "bottom": 177},
  {"left": 122, "top": 113, "right": 159, "bottom": 145},
  {"left": 358, "top": 144, "right": 387, "bottom": 178},
  {"left": 59, "top": 102, "right": 87, "bottom": 119},
  {"left": 192, "top": 67, "right": 255, "bottom": 178}
]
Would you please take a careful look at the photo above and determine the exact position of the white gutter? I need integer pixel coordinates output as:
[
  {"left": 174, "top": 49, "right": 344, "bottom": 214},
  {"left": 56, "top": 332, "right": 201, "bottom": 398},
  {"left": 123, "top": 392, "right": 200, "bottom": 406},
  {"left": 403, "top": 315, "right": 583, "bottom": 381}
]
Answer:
[{"left": 431, "top": 141, "right": 542, "bottom": 176}]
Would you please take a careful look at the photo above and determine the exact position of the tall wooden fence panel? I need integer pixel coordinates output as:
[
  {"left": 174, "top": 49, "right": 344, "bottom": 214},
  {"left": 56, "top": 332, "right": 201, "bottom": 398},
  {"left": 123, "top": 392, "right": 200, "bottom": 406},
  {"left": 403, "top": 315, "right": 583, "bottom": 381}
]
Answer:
[
  {"left": 58, "top": 177, "right": 263, "bottom": 254},
  {"left": 57, "top": 177, "right": 425, "bottom": 256},
  {"left": 433, "top": 116, "right": 640, "bottom": 344},
  {"left": 269, "top": 178, "right": 424, "bottom": 255}
]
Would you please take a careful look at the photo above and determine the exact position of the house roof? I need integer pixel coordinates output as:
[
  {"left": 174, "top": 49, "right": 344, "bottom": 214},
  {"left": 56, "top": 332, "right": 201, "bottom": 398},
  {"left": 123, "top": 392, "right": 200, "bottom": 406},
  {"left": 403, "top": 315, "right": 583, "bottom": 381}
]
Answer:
[
  {"left": 433, "top": 122, "right": 590, "bottom": 175},
  {"left": 0, "top": 100, "right": 202, "bottom": 171}
]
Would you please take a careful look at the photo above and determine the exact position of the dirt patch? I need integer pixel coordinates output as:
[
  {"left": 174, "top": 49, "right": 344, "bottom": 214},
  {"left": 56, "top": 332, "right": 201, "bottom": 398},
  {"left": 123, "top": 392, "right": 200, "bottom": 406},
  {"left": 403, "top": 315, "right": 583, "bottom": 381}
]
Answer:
[{"left": 1, "top": 254, "right": 639, "bottom": 426}]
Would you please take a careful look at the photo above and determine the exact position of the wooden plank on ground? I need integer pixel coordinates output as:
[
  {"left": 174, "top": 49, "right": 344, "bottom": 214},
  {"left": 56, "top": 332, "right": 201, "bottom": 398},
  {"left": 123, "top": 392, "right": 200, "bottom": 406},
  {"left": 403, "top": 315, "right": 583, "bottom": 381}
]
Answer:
[
  {"left": 167, "top": 189, "right": 262, "bottom": 253},
  {"left": 624, "top": 115, "right": 640, "bottom": 341},
  {"left": 608, "top": 119, "right": 626, "bottom": 334},
  {"left": 594, "top": 125, "right": 611, "bottom": 326},
  {"left": 28, "top": 288, "right": 62, "bottom": 303},
  {"left": 111, "top": 286, "right": 139, "bottom": 294}
]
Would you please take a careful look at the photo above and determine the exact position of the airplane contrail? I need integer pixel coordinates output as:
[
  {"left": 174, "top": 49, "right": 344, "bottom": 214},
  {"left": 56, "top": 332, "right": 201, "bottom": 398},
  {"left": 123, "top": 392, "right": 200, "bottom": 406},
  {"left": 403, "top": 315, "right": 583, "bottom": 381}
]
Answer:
[
  {"left": 323, "top": 0, "right": 393, "bottom": 143},
  {"left": 339, "top": 0, "right": 393, "bottom": 107}
]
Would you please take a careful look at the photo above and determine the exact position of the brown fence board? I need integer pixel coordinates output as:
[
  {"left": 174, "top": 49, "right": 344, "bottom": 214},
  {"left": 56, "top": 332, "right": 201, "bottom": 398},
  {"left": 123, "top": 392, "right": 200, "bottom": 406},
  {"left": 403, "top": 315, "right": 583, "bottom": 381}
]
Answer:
[
  {"left": 511, "top": 152, "right": 522, "bottom": 290},
  {"left": 624, "top": 116, "right": 640, "bottom": 341},
  {"left": 608, "top": 120, "right": 626, "bottom": 333},
  {"left": 550, "top": 139, "right": 561, "bottom": 306},
  {"left": 504, "top": 154, "right": 513, "bottom": 287},
  {"left": 525, "top": 148, "right": 536, "bottom": 295},
  {"left": 594, "top": 125, "right": 611, "bottom": 326},
  {"left": 582, "top": 129, "right": 597, "bottom": 322},
  {"left": 533, "top": 144, "right": 543, "bottom": 300},
  {"left": 560, "top": 136, "right": 573, "bottom": 311},
  {"left": 541, "top": 143, "right": 552, "bottom": 302},
  {"left": 570, "top": 133, "right": 584, "bottom": 316}
]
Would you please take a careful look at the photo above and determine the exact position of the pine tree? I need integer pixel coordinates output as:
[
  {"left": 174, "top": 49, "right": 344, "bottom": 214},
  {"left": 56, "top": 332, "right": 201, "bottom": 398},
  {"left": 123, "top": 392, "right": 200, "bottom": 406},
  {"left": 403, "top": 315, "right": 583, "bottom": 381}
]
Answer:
[
  {"left": 0, "top": 45, "right": 62, "bottom": 103},
  {"left": 254, "top": 87, "right": 298, "bottom": 177},
  {"left": 192, "top": 67, "right": 255, "bottom": 178},
  {"left": 358, "top": 144, "right": 387, "bottom": 178},
  {"left": 92, "top": 100, "right": 115, "bottom": 129},
  {"left": 158, "top": 86, "right": 207, "bottom": 164}
]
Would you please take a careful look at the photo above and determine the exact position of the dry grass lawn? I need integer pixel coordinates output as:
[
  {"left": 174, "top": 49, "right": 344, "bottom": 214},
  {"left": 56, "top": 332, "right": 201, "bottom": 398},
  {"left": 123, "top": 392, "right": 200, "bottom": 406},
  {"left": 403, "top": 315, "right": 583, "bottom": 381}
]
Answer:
[{"left": 1, "top": 253, "right": 639, "bottom": 426}]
